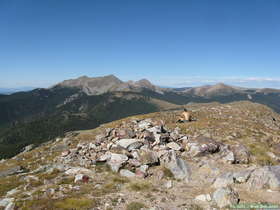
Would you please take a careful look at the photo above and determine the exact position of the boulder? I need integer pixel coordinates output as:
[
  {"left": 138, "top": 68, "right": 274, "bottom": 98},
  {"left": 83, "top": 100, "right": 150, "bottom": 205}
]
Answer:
[
  {"left": 233, "top": 170, "right": 252, "bottom": 184},
  {"left": 195, "top": 194, "right": 211, "bottom": 202},
  {"left": 138, "top": 120, "right": 152, "bottom": 129},
  {"left": 120, "top": 169, "right": 136, "bottom": 178},
  {"left": 213, "top": 172, "right": 234, "bottom": 189},
  {"left": 107, "top": 153, "right": 128, "bottom": 172},
  {"left": 143, "top": 131, "right": 155, "bottom": 142},
  {"left": 116, "top": 128, "right": 136, "bottom": 139},
  {"left": 160, "top": 150, "right": 191, "bottom": 181},
  {"left": 165, "top": 180, "right": 173, "bottom": 189},
  {"left": 247, "top": 165, "right": 280, "bottom": 190},
  {"left": 116, "top": 139, "right": 143, "bottom": 151},
  {"left": 187, "top": 136, "right": 221, "bottom": 157},
  {"left": 166, "top": 142, "right": 182, "bottom": 151},
  {"left": 219, "top": 145, "right": 235, "bottom": 164},
  {"left": 98, "top": 152, "right": 111, "bottom": 162},
  {"left": 213, "top": 170, "right": 252, "bottom": 188},
  {"left": 21, "top": 144, "right": 34, "bottom": 153},
  {"left": 65, "top": 167, "right": 94, "bottom": 176},
  {"left": 213, "top": 187, "right": 239, "bottom": 208},
  {"left": 231, "top": 144, "right": 250, "bottom": 164}
]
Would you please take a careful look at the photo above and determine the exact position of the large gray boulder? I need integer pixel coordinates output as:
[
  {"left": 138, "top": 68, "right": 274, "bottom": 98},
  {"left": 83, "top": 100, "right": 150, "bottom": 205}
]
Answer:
[
  {"left": 116, "top": 139, "right": 143, "bottom": 151},
  {"left": 107, "top": 153, "right": 128, "bottom": 172},
  {"left": 160, "top": 150, "right": 191, "bottom": 181},
  {"left": 187, "top": 136, "right": 221, "bottom": 157},
  {"left": 213, "top": 187, "right": 239, "bottom": 208},
  {"left": 213, "top": 172, "right": 234, "bottom": 189},
  {"left": 213, "top": 170, "right": 252, "bottom": 189},
  {"left": 247, "top": 165, "right": 280, "bottom": 190},
  {"left": 120, "top": 169, "right": 136, "bottom": 178},
  {"left": 213, "top": 170, "right": 252, "bottom": 188}
]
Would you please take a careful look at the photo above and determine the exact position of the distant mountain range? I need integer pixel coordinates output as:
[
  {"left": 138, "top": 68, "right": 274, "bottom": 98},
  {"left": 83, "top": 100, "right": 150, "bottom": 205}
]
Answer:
[
  {"left": 0, "top": 75, "right": 280, "bottom": 158},
  {"left": 0, "top": 87, "right": 37, "bottom": 94}
]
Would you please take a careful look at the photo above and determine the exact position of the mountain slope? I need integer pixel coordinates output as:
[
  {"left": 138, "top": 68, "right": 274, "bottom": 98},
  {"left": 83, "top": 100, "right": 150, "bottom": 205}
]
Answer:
[
  {"left": 183, "top": 83, "right": 244, "bottom": 97},
  {"left": 0, "top": 101, "right": 280, "bottom": 209},
  {"left": 0, "top": 91, "right": 161, "bottom": 158}
]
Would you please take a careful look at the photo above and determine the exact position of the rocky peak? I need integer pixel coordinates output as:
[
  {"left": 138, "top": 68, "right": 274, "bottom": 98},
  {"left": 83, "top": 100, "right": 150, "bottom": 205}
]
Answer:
[
  {"left": 55, "top": 74, "right": 124, "bottom": 95},
  {"left": 54, "top": 75, "right": 164, "bottom": 95}
]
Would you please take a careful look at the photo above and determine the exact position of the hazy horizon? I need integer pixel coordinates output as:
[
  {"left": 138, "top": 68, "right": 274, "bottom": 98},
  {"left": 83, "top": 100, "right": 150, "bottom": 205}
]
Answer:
[{"left": 1, "top": 74, "right": 280, "bottom": 90}]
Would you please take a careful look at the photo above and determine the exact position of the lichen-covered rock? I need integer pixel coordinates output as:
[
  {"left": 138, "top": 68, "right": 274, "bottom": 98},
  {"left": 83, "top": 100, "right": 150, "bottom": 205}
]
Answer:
[
  {"left": 116, "top": 139, "right": 143, "bottom": 150},
  {"left": 213, "top": 172, "right": 234, "bottom": 189},
  {"left": 212, "top": 187, "right": 239, "bottom": 208},
  {"left": 231, "top": 144, "right": 250, "bottom": 164},
  {"left": 187, "top": 136, "right": 221, "bottom": 157},
  {"left": 247, "top": 165, "right": 280, "bottom": 190},
  {"left": 161, "top": 150, "right": 191, "bottom": 181},
  {"left": 233, "top": 170, "right": 252, "bottom": 184},
  {"left": 107, "top": 153, "right": 128, "bottom": 172},
  {"left": 166, "top": 142, "right": 182, "bottom": 151},
  {"left": 120, "top": 169, "right": 136, "bottom": 178}
]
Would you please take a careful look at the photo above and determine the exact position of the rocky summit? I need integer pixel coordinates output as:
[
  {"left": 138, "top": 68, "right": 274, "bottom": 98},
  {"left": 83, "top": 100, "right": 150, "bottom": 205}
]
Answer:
[{"left": 0, "top": 101, "right": 280, "bottom": 210}]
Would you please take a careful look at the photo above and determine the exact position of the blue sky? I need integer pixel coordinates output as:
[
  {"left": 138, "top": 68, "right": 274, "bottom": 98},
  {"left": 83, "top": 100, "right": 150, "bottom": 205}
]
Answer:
[{"left": 1, "top": 0, "right": 280, "bottom": 88}]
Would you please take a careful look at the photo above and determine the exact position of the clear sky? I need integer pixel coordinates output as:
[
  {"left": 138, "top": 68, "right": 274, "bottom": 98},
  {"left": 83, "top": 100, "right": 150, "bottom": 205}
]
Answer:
[{"left": 1, "top": 0, "right": 280, "bottom": 88}]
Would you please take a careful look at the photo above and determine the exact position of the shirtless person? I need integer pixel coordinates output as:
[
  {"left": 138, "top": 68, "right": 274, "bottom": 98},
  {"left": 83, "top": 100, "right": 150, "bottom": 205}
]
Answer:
[{"left": 177, "top": 108, "right": 192, "bottom": 123}]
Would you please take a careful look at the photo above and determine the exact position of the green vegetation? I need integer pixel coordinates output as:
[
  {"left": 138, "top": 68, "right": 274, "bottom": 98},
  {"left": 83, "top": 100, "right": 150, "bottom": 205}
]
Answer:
[
  {"left": 54, "top": 198, "right": 96, "bottom": 210},
  {"left": 126, "top": 202, "right": 147, "bottom": 210},
  {"left": 248, "top": 143, "right": 276, "bottom": 165},
  {"left": 0, "top": 90, "right": 158, "bottom": 158},
  {"left": 128, "top": 180, "right": 153, "bottom": 192},
  {"left": 0, "top": 175, "right": 22, "bottom": 197},
  {"left": 16, "top": 197, "right": 97, "bottom": 210}
]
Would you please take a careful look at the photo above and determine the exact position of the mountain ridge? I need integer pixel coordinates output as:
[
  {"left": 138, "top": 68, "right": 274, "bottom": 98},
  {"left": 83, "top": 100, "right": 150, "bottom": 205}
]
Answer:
[{"left": 0, "top": 75, "right": 280, "bottom": 159}]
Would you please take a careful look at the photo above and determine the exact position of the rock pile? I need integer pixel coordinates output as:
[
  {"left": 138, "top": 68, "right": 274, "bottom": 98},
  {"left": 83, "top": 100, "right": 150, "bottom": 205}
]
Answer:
[
  {"left": 2, "top": 116, "right": 280, "bottom": 209},
  {"left": 58, "top": 118, "right": 251, "bottom": 183}
]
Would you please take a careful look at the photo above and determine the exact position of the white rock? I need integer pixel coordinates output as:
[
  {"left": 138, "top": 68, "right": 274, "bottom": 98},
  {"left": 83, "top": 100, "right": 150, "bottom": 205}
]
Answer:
[
  {"left": 98, "top": 152, "right": 111, "bottom": 162},
  {"left": 107, "top": 153, "right": 128, "bottom": 172},
  {"left": 166, "top": 142, "right": 181, "bottom": 151},
  {"left": 116, "top": 139, "right": 143, "bottom": 149},
  {"left": 165, "top": 180, "right": 173, "bottom": 189},
  {"left": 88, "top": 143, "right": 97, "bottom": 150},
  {"left": 0, "top": 198, "right": 14, "bottom": 209},
  {"left": 120, "top": 169, "right": 136, "bottom": 178},
  {"left": 65, "top": 167, "right": 94, "bottom": 176},
  {"left": 195, "top": 194, "right": 211, "bottom": 202},
  {"left": 139, "top": 165, "right": 149, "bottom": 173},
  {"left": 74, "top": 174, "right": 84, "bottom": 183},
  {"left": 213, "top": 187, "right": 239, "bottom": 208}
]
